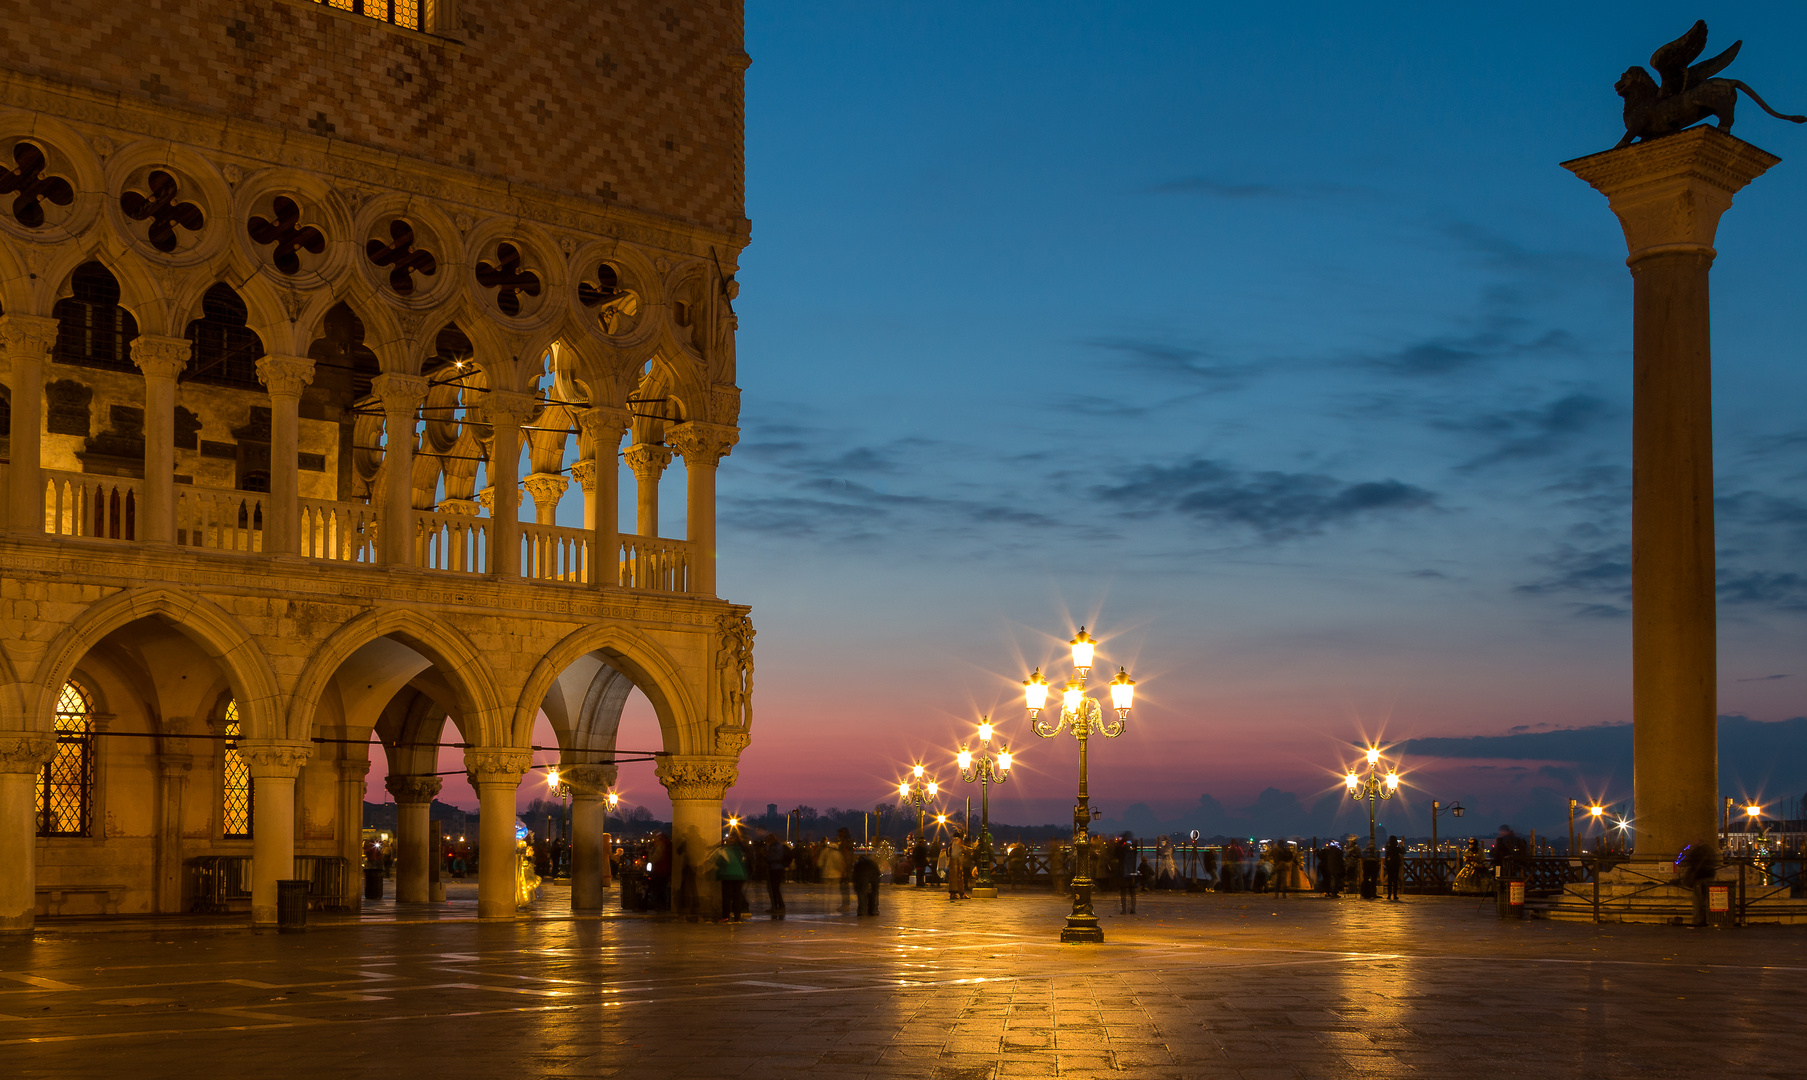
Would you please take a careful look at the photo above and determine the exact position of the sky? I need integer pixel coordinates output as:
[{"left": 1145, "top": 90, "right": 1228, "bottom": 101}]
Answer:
[{"left": 422, "top": 3, "right": 1807, "bottom": 839}]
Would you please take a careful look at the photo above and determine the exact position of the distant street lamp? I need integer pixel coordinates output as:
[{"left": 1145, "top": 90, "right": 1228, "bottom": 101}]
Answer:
[
  {"left": 1024, "top": 626, "right": 1135, "bottom": 944},
  {"left": 957, "top": 717, "right": 1012, "bottom": 898},
  {"left": 546, "top": 767, "right": 570, "bottom": 875},
  {"left": 1430, "top": 799, "right": 1464, "bottom": 888},
  {"left": 898, "top": 765, "right": 940, "bottom": 885},
  {"left": 1344, "top": 747, "right": 1399, "bottom": 851}
]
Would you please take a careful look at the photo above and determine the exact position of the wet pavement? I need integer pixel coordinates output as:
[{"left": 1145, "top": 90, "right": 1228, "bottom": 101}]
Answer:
[{"left": 3, "top": 883, "right": 1803, "bottom": 1078}]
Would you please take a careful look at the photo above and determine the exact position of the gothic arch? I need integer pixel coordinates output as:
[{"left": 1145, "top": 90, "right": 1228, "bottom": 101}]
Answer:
[
  {"left": 287, "top": 605, "right": 507, "bottom": 747},
  {"left": 511, "top": 623, "right": 703, "bottom": 754},
  {"left": 30, "top": 586, "right": 281, "bottom": 741}
]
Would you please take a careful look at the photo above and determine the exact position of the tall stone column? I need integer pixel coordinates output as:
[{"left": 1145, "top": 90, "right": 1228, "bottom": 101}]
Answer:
[
  {"left": 338, "top": 759, "right": 371, "bottom": 911},
  {"left": 486, "top": 391, "right": 536, "bottom": 579},
  {"left": 255, "top": 356, "right": 316, "bottom": 556},
  {"left": 0, "top": 315, "right": 57, "bottom": 536},
  {"left": 668, "top": 422, "right": 739, "bottom": 598},
  {"left": 243, "top": 741, "right": 312, "bottom": 927},
  {"left": 579, "top": 407, "right": 632, "bottom": 588},
  {"left": 522, "top": 473, "right": 568, "bottom": 525},
  {"left": 1565, "top": 127, "right": 1779, "bottom": 859},
  {"left": 385, "top": 774, "right": 442, "bottom": 903},
  {"left": 623, "top": 443, "right": 672, "bottom": 537},
  {"left": 370, "top": 373, "right": 428, "bottom": 567},
  {"left": 155, "top": 751, "right": 192, "bottom": 914},
  {"left": 131, "top": 336, "right": 191, "bottom": 545},
  {"left": 655, "top": 756, "right": 738, "bottom": 919},
  {"left": 561, "top": 764, "right": 618, "bottom": 911},
  {"left": 0, "top": 732, "right": 55, "bottom": 931},
  {"left": 465, "top": 748, "right": 529, "bottom": 919}
]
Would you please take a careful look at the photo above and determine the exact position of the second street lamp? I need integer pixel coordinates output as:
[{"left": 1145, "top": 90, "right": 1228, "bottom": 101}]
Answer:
[
  {"left": 1344, "top": 747, "right": 1399, "bottom": 851},
  {"left": 957, "top": 717, "right": 1012, "bottom": 899},
  {"left": 1024, "top": 626, "right": 1135, "bottom": 944},
  {"left": 898, "top": 765, "right": 940, "bottom": 887}
]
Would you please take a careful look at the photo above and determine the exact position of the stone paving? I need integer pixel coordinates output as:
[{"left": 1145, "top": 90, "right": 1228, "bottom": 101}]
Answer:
[{"left": 4, "top": 883, "right": 1804, "bottom": 1078}]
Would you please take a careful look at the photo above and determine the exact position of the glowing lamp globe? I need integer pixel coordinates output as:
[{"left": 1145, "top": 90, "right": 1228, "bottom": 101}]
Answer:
[
  {"left": 1109, "top": 668, "right": 1135, "bottom": 713},
  {"left": 1062, "top": 679, "right": 1084, "bottom": 716},
  {"left": 899, "top": 782, "right": 910, "bottom": 799},
  {"left": 977, "top": 719, "right": 994, "bottom": 744},
  {"left": 547, "top": 768, "right": 560, "bottom": 788},
  {"left": 1345, "top": 772, "right": 1360, "bottom": 793},
  {"left": 1366, "top": 747, "right": 1380, "bottom": 766},
  {"left": 957, "top": 748, "right": 973, "bottom": 771},
  {"left": 926, "top": 781, "right": 939, "bottom": 797},
  {"left": 1070, "top": 627, "right": 1096, "bottom": 671},
  {"left": 1024, "top": 670, "right": 1050, "bottom": 714},
  {"left": 1589, "top": 805, "right": 1604, "bottom": 818},
  {"left": 1385, "top": 771, "right": 1399, "bottom": 791},
  {"left": 1746, "top": 804, "right": 1762, "bottom": 819},
  {"left": 912, "top": 763, "right": 925, "bottom": 779},
  {"left": 997, "top": 749, "right": 1012, "bottom": 772}
]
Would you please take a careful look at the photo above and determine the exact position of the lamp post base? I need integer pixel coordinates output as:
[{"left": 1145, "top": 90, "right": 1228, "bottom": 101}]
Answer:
[
  {"left": 970, "top": 886, "right": 998, "bottom": 899},
  {"left": 1060, "top": 916, "right": 1104, "bottom": 943}
]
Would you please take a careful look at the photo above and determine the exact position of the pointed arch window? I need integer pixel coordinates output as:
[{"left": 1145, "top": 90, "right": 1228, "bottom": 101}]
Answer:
[
  {"left": 222, "top": 699, "right": 253, "bottom": 838},
  {"left": 37, "top": 680, "right": 93, "bottom": 836},
  {"left": 185, "top": 284, "right": 266, "bottom": 388},
  {"left": 52, "top": 262, "right": 138, "bottom": 372}
]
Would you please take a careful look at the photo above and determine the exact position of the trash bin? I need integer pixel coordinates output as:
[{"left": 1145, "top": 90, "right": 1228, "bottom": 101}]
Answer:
[
  {"left": 276, "top": 879, "right": 310, "bottom": 932},
  {"left": 1496, "top": 872, "right": 1525, "bottom": 919},
  {"left": 1708, "top": 883, "right": 1733, "bottom": 927},
  {"left": 364, "top": 866, "right": 385, "bottom": 900}
]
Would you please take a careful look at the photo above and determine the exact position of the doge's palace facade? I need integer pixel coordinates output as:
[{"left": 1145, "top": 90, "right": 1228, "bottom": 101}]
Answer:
[{"left": 0, "top": 0, "right": 753, "bottom": 928}]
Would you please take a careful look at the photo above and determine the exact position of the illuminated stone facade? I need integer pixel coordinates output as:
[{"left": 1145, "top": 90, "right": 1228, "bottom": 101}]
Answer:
[{"left": 0, "top": 0, "right": 752, "bottom": 929}]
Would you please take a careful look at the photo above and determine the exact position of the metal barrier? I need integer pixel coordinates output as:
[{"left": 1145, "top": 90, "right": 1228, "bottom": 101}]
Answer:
[{"left": 190, "top": 855, "right": 352, "bottom": 913}]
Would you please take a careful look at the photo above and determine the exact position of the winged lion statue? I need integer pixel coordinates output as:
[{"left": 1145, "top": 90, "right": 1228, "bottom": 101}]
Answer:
[{"left": 1615, "top": 20, "right": 1805, "bottom": 148}]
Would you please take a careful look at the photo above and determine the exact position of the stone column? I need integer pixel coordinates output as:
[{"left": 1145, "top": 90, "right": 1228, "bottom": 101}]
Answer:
[
  {"left": 0, "top": 732, "right": 55, "bottom": 931},
  {"left": 465, "top": 748, "right": 529, "bottom": 919},
  {"left": 623, "top": 443, "right": 672, "bottom": 537},
  {"left": 667, "top": 422, "right": 739, "bottom": 598},
  {"left": 255, "top": 356, "right": 316, "bottom": 556},
  {"left": 1565, "top": 127, "right": 1779, "bottom": 859},
  {"left": 655, "top": 756, "right": 738, "bottom": 919},
  {"left": 561, "top": 764, "right": 618, "bottom": 911},
  {"left": 579, "top": 407, "right": 631, "bottom": 588},
  {"left": 385, "top": 773, "right": 442, "bottom": 903},
  {"left": 338, "top": 759, "right": 371, "bottom": 911},
  {"left": 131, "top": 336, "right": 191, "bottom": 545},
  {"left": 243, "top": 741, "right": 312, "bottom": 927},
  {"left": 155, "top": 751, "right": 192, "bottom": 914},
  {"left": 522, "top": 473, "right": 568, "bottom": 525},
  {"left": 370, "top": 373, "right": 428, "bottom": 567},
  {"left": 0, "top": 315, "right": 58, "bottom": 536},
  {"left": 485, "top": 391, "right": 537, "bottom": 579}
]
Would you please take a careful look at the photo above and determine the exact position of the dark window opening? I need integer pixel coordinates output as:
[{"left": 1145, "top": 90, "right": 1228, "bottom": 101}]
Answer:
[
  {"left": 53, "top": 263, "right": 138, "bottom": 373},
  {"left": 185, "top": 284, "right": 266, "bottom": 388}
]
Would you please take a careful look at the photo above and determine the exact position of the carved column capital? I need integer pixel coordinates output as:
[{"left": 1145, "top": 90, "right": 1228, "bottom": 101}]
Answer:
[
  {"left": 0, "top": 313, "right": 60, "bottom": 359},
  {"left": 1564, "top": 127, "right": 1780, "bottom": 261},
  {"left": 473, "top": 488, "right": 496, "bottom": 514},
  {"left": 522, "top": 472, "right": 569, "bottom": 510},
  {"left": 667, "top": 421, "right": 739, "bottom": 469},
  {"left": 559, "top": 764, "right": 619, "bottom": 797},
  {"left": 436, "top": 498, "right": 482, "bottom": 516},
  {"left": 578, "top": 405, "right": 633, "bottom": 450},
  {"left": 132, "top": 335, "right": 192, "bottom": 381},
  {"left": 370, "top": 373, "right": 430, "bottom": 416},
  {"left": 385, "top": 774, "right": 443, "bottom": 805},
  {"left": 0, "top": 731, "right": 56, "bottom": 774},
  {"left": 623, "top": 443, "right": 673, "bottom": 482},
  {"left": 654, "top": 755, "right": 738, "bottom": 802},
  {"left": 241, "top": 740, "right": 314, "bottom": 780},
  {"left": 339, "top": 758, "right": 374, "bottom": 781},
  {"left": 463, "top": 748, "right": 531, "bottom": 786},
  {"left": 256, "top": 355, "right": 317, "bottom": 400},
  {"left": 485, "top": 389, "right": 539, "bottom": 427},
  {"left": 568, "top": 459, "right": 597, "bottom": 494}
]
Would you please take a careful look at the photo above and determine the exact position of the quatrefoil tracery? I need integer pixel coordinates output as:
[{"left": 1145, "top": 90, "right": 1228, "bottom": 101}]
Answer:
[
  {"left": 475, "top": 242, "right": 541, "bottom": 317},
  {"left": 247, "top": 195, "right": 326, "bottom": 275},
  {"left": 120, "top": 170, "right": 205, "bottom": 253},
  {"left": 365, "top": 218, "right": 438, "bottom": 295},
  {"left": 0, "top": 142, "right": 75, "bottom": 228}
]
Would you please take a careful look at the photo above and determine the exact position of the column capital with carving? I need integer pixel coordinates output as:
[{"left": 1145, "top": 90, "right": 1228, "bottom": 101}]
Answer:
[
  {"left": 0, "top": 731, "right": 55, "bottom": 774},
  {"left": 132, "top": 335, "right": 192, "bottom": 381},
  {"left": 339, "top": 758, "right": 374, "bottom": 781},
  {"left": 578, "top": 405, "right": 634, "bottom": 450},
  {"left": 568, "top": 459, "right": 597, "bottom": 494},
  {"left": 385, "top": 773, "right": 444, "bottom": 805},
  {"left": 623, "top": 443, "right": 674, "bottom": 482},
  {"left": 0, "top": 313, "right": 60, "bottom": 360},
  {"left": 654, "top": 755, "right": 738, "bottom": 802},
  {"left": 437, "top": 498, "right": 482, "bottom": 516},
  {"left": 464, "top": 748, "right": 532, "bottom": 785},
  {"left": 523, "top": 472, "right": 569, "bottom": 507},
  {"left": 371, "top": 372, "right": 430, "bottom": 415},
  {"left": 667, "top": 421, "right": 739, "bottom": 469},
  {"left": 1563, "top": 127, "right": 1780, "bottom": 262},
  {"left": 241, "top": 740, "right": 314, "bottom": 780},
  {"left": 256, "top": 355, "right": 317, "bottom": 400},
  {"left": 559, "top": 764, "right": 619, "bottom": 797},
  {"left": 485, "top": 389, "right": 539, "bottom": 427}
]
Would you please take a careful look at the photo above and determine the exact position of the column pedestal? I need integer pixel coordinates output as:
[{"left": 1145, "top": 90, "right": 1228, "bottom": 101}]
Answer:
[
  {"left": 244, "top": 742, "right": 312, "bottom": 928},
  {"left": 0, "top": 733, "right": 55, "bottom": 931},
  {"left": 386, "top": 774, "right": 442, "bottom": 904},
  {"left": 1566, "top": 128, "right": 1779, "bottom": 865}
]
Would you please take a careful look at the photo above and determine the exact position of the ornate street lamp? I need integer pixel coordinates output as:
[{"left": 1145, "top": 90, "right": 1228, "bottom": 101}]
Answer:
[
  {"left": 546, "top": 767, "right": 571, "bottom": 876},
  {"left": 1344, "top": 746, "right": 1399, "bottom": 851},
  {"left": 898, "top": 765, "right": 940, "bottom": 885},
  {"left": 1430, "top": 799, "right": 1464, "bottom": 888},
  {"left": 957, "top": 719, "right": 1012, "bottom": 899},
  {"left": 1024, "top": 626, "right": 1135, "bottom": 943}
]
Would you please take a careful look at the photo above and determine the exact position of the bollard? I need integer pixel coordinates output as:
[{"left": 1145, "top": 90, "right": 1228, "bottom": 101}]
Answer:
[
  {"left": 364, "top": 866, "right": 385, "bottom": 900},
  {"left": 276, "top": 879, "right": 309, "bottom": 932}
]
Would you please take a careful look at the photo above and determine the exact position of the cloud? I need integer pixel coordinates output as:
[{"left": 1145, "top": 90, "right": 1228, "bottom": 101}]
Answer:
[
  {"left": 1147, "top": 177, "right": 1363, "bottom": 200},
  {"left": 1085, "top": 337, "right": 1257, "bottom": 391},
  {"left": 1364, "top": 325, "right": 1581, "bottom": 379},
  {"left": 1718, "top": 569, "right": 1807, "bottom": 610},
  {"left": 1515, "top": 542, "right": 1631, "bottom": 607},
  {"left": 1440, "top": 392, "right": 1614, "bottom": 470},
  {"left": 1093, "top": 457, "right": 1436, "bottom": 540}
]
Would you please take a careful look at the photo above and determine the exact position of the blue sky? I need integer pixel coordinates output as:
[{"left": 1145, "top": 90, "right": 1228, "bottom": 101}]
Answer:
[{"left": 604, "top": 2, "right": 1807, "bottom": 837}]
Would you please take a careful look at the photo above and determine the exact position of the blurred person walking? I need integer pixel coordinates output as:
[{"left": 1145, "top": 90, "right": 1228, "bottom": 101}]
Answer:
[{"left": 1384, "top": 836, "right": 1405, "bottom": 901}]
